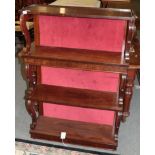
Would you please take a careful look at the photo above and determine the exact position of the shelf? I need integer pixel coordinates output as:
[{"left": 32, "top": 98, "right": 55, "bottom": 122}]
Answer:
[
  {"left": 21, "top": 5, "right": 133, "bottom": 20},
  {"left": 19, "top": 46, "right": 128, "bottom": 73},
  {"left": 27, "top": 84, "right": 122, "bottom": 111},
  {"left": 30, "top": 116, "right": 117, "bottom": 149}
]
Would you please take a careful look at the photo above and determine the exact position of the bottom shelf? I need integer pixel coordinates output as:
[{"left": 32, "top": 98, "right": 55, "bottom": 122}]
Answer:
[{"left": 30, "top": 116, "right": 117, "bottom": 150}]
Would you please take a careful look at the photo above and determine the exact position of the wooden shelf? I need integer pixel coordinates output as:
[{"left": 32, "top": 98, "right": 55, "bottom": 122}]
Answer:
[
  {"left": 21, "top": 5, "right": 133, "bottom": 20},
  {"left": 27, "top": 84, "right": 122, "bottom": 111},
  {"left": 19, "top": 46, "right": 128, "bottom": 73},
  {"left": 30, "top": 116, "right": 117, "bottom": 149}
]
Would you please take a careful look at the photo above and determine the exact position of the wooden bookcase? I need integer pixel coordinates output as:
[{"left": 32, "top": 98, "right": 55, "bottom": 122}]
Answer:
[{"left": 18, "top": 5, "right": 139, "bottom": 150}]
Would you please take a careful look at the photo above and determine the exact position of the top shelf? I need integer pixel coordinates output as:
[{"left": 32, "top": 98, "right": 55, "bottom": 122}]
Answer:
[{"left": 20, "top": 4, "right": 135, "bottom": 20}]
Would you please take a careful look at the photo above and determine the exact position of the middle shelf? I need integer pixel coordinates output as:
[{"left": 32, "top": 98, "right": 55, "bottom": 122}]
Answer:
[{"left": 26, "top": 84, "right": 122, "bottom": 111}]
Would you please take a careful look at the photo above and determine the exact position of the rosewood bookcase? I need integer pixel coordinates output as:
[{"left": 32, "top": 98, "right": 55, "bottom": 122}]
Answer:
[{"left": 18, "top": 5, "right": 139, "bottom": 150}]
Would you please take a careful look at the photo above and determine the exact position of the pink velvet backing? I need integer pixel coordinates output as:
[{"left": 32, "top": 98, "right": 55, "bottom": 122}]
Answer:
[
  {"left": 41, "top": 67, "right": 118, "bottom": 125},
  {"left": 43, "top": 103, "right": 115, "bottom": 125},
  {"left": 41, "top": 67, "right": 119, "bottom": 92},
  {"left": 39, "top": 16, "right": 126, "bottom": 52}
]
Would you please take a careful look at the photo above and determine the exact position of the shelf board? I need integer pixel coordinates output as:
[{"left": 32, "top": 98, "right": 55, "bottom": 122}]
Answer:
[
  {"left": 21, "top": 5, "right": 133, "bottom": 20},
  {"left": 27, "top": 84, "right": 122, "bottom": 111},
  {"left": 19, "top": 46, "right": 128, "bottom": 73},
  {"left": 30, "top": 116, "right": 117, "bottom": 149}
]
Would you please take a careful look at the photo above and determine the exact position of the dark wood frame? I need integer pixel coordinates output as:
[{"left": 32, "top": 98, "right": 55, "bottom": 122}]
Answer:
[{"left": 18, "top": 5, "right": 139, "bottom": 150}]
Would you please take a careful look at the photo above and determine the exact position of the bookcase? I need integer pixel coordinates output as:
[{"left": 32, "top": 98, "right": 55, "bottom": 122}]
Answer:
[{"left": 18, "top": 5, "right": 139, "bottom": 150}]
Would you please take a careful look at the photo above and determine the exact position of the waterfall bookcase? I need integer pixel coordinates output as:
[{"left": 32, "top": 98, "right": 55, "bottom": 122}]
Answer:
[{"left": 18, "top": 5, "right": 139, "bottom": 150}]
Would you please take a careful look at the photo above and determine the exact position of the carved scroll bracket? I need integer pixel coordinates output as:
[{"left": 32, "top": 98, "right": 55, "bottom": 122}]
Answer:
[
  {"left": 25, "top": 89, "right": 39, "bottom": 129},
  {"left": 20, "top": 11, "right": 33, "bottom": 54},
  {"left": 26, "top": 99, "right": 39, "bottom": 129}
]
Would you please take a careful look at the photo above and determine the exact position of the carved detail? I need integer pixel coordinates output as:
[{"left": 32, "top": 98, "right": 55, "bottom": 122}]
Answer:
[
  {"left": 24, "top": 60, "right": 38, "bottom": 128},
  {"left": 24, "top": 66, "right": 38, "bottom": 128},
  {"left": 25, "top": 94, "right": 39, "bottom": 129},
  {"left": 122, "top": 70, "right": 136, "bottom": 121},
  {"left": 20, "top": 13, "right": 32, "bottom": 54},
  {"left": 119, "top": 74, "right": 127, "bottom": 105},
  {"left": 114, "top": 112, "right": 122, "bottom": 141},
  {"left": 25, "top": 64, "right": 37, "bottom": 88},
  {"left": 125, "top": 18, "right": 136, "bottom": 62},
  {"left": 25, "top": 64, "right": 30, "bottom": 80}
]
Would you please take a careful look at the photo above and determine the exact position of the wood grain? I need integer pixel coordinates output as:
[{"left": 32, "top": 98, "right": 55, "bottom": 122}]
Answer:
[
  {"left": 19, "top": 46, "right": 128, "bottom": 73},
  {"left": 26, "top": 84, "right": 122, "bottom": 111},
  {"left": 30, "top": 116, "right": 117, "bottom": 149},
  {"left": 20, "top": 4, "right": 134, "bottom": 20}
]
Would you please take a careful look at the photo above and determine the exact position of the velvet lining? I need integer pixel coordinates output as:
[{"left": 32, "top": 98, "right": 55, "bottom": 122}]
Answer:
[
  {"left": 41, "top": 67, "right": 119, "bottom": 125},
  {"left": 43, "top": 103, "right": 115, "bottom": 125},
  {"left": 39, "top": 16, "right": 126, "bottom": 52},
  {"left": 41, "top": 67, "right": 119, "bottom": 92}
]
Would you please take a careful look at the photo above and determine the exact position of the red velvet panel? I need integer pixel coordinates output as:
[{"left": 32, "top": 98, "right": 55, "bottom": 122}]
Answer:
[
  {"left": 41, "top": 67, "right": 119, "bottom": 125},
  {"left": 39, "top": 16, "right": 126, "bottom": 52},
  {"left": 43, "top": 103, "right": 115, "bottom": 125},
  {"left": 41, "top": 67, "right": 119, "bottom": 92}
]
